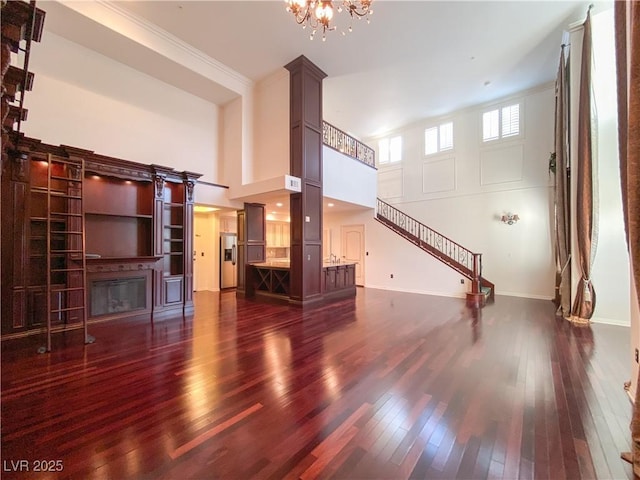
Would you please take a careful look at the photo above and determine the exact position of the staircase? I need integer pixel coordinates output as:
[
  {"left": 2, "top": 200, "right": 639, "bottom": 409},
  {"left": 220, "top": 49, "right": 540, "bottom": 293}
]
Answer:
[{"left": 375, "top": 198, "right": 494, "bottom": 307}]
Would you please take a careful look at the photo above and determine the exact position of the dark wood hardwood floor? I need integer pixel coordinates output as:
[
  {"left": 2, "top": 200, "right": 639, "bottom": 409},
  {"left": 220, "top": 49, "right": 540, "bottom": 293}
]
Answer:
[{"left": 1, "top": 289, "right": 633, "bottom": 479}]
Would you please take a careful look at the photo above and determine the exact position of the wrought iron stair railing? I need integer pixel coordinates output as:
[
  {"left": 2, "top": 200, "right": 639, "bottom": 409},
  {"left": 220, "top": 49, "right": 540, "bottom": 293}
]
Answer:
[
  {"left": 319, "top": 124, "right": 491, "bottom": 304},
  {"left": 375, "top": 198, "right": 494, "bottom": 305}
]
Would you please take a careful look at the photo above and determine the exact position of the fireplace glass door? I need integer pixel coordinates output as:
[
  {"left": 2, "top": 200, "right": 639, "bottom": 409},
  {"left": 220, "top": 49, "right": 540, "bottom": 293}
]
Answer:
[{"left": 90, "top": 277, "right": 146, "bottom": 317}]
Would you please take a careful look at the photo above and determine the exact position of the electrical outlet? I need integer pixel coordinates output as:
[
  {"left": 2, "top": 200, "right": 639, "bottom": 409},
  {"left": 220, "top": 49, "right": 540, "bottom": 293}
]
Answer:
[
  {"left": 635, "top": 348, "right": 638, "bottom": 363},
  {"left": 390, "top": 274, "right": 394, "bottom": 279}
]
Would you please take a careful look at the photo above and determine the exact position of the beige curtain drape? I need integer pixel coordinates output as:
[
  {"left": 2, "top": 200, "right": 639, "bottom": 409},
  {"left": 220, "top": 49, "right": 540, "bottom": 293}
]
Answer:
[
  {"left": 616, "top": 0, "right": 640, "bottom": 474},
  {"left": 571, "top": 9, "right": 597, "bottom": 324},
  {"left": 554, "top": 46, "right": 571, "bottom": 319}
]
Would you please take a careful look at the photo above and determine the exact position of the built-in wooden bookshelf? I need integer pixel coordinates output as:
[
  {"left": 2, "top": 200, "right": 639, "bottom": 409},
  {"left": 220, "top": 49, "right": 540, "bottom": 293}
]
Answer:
[
  {"left": 84, "top": 175, "right": 154, "bottom": 258},
  {"left": 161, "top": 181, "right": 185, "bottom": 305},
  {"left": 0, "top": 138, "right": 201, "bottom": 340}
]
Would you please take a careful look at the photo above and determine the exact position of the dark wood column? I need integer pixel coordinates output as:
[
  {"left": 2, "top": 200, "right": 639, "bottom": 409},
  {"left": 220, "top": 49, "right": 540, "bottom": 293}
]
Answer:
[
  {"left": 236, "top": 202, "right": 265, "bottom": 297},
  {"left": 0, "top": 150, "right": 29, "bottom": 334},
  {"left": 285, "top": 56, "right": 327, "bottom": 306},
  {"left": 151, "top": 166, "right": 171, "bottom": 313},
  {"left": 183, "top": 172, "right": 199, "bottom": 315}
]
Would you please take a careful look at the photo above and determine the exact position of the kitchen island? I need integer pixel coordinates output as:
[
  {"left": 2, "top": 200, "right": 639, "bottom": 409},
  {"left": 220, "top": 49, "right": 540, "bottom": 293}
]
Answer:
[{"left": 248, "top": 260, "right": 356, "bottom": 303}]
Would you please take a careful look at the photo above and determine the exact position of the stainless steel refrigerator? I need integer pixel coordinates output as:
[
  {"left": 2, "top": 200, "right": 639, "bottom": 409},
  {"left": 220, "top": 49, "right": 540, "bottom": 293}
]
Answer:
[{"left": 220, "top": 233, "right": 237, "bottom": 288}]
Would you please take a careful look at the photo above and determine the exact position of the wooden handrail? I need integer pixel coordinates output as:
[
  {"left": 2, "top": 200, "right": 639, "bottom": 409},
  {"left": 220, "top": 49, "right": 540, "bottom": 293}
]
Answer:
[
  {"left": 376, "top": 197, "right": 484, "bottom": 290},
  {"left": 322, "top": 121, "right": 376, "bottom": 169}
]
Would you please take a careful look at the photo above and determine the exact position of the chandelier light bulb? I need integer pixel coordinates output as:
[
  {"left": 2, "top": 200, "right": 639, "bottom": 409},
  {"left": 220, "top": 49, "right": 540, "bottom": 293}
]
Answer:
[
  {"left": 285, "top": 0, "right": 373, "bottom": 40},
  {"left": 315, "top": 1, "right": 334, "bottom": 22}
]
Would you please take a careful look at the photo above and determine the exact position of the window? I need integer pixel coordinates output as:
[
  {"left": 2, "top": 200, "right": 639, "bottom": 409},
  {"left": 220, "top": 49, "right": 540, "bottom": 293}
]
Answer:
[
  {"left": 501, "top": 104, "right": 520, "bottom": 137},
  {"left": 379, "top": 138, "right": 389, "bottom": 164},
  {"left": 482, "top": 110, "right": 500, "bottom": 141},
  {"left": 424, "top": 122, "right": 453, "bottom": 155},
  {"left": 378, "top": 135, "right": 402, "bottom": 164},
  {"left": 483, "top": 103, "right": 520, "bottom": 142},
  {"left": 440, "top": 122, "right": 453, "bottom": 150}
]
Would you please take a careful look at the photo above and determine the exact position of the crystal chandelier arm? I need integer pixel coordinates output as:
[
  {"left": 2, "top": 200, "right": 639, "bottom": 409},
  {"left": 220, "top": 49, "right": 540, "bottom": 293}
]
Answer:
[
  {"left": 286, "top": 1, "right": 312, "bottom": 25},
  {"left": 343, "top": 0, "right": 372, "bottom": 17}
]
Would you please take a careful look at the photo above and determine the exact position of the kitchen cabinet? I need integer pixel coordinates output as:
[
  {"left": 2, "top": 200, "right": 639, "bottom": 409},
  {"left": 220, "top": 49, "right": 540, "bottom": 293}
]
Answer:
[
  {"left": 266, "top": 221, "right": 290, "bottom": 248},
  {"left": 220, "top": 215, "right": 237, "bottom": 233}
]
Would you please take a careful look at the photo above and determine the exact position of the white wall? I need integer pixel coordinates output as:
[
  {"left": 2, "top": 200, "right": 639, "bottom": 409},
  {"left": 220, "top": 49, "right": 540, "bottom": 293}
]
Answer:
[
  {"left": 24, "top": 32, "right": 221, "bottom": 183},
  {"left": 323, "top": 146, "right": 377, "bottom": 209},
  {"left": 220, "top": 97, "right": 243, "bottom": 191},
  {"left": 365, "top": 86, "right": 557, "bottom": 299},
  {"left": 324, "top": 209, "right": 467, "bottom": 297},
  {"left": 253, "top": 69, "right": 290, "bottom": 182},
  {"left": 194, "top": 184, "right": 241, "bottom": 209}
]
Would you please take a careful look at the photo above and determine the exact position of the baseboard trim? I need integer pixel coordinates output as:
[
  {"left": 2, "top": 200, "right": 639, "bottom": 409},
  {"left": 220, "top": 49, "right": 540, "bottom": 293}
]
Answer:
[
  {"left": 365, "top": 284, "right": 465, "bottom": 299},
  {"left": 496, "top": 291, "right": 554, "bottom": 300},
  {"left": 364, "top": 285, "right": 555, "bottom": 301},
  {"left": 590, "top": 316, "right": 631, "bottom": 327}
]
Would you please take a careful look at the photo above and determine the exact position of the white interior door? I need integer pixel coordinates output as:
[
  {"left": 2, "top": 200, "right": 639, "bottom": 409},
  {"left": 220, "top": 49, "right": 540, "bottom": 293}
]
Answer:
[
  {"left": 193, "top": 223, "right": 204, "bottom": 291},
  {"left": 341, "top": 224, "right": 365, "bottom": 286},
  {"left": 193, "top": 213, "right": 216, "bottom": 292}
]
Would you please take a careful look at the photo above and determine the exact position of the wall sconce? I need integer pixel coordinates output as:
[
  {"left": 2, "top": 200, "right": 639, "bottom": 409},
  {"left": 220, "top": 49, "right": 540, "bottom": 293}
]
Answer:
[{"left": 501, "top": 213, "right": 520, "bottom": 225}]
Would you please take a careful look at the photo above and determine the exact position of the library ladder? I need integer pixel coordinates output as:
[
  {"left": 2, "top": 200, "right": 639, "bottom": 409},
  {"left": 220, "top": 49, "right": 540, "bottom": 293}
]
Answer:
[{"left": 38, "top": 154, "right": 95, "bottom": 353}]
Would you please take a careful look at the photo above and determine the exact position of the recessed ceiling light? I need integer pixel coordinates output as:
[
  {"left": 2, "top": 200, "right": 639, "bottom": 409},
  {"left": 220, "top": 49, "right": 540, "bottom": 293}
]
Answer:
[
  {"left": 276, "top": 202, "right": 283, "bottom": 207},
  {"left": 328, "top": 203, "right": 334, "bottom": 207}
]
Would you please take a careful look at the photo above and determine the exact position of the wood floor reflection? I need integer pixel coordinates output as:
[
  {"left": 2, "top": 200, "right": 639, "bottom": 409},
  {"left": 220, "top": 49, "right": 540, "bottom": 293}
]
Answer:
[{"left": 1, "top": 289, "right": 633, "bottom": 479}]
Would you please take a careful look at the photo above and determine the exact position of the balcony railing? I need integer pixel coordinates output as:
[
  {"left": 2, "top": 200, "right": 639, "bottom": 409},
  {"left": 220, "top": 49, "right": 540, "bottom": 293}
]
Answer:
[{"left": 322, "top": 121, "right": 376, "bottom": 169}]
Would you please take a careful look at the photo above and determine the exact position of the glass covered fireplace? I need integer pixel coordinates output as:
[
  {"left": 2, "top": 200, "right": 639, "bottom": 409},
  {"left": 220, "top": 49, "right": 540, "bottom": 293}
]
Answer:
[{"left": 90, "top": 276, "right": 146, "bottom": 317}]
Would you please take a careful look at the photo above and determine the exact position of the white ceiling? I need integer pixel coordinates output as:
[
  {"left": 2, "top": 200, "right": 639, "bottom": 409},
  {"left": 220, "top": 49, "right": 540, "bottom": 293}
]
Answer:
[{"left": 41, "top": 0, "right": 590, "bottom": 141}]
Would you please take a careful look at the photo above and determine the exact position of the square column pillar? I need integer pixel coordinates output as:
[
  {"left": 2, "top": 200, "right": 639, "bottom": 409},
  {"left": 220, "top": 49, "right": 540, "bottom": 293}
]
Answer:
[{"left": 285, "top": 56, "right": 327, "bottom": 306}]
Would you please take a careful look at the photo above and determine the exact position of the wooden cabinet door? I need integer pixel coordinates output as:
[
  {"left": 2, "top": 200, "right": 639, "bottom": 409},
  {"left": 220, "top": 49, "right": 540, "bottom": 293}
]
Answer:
[{"left": 266, "top": 223, "right": 276, "bottom": 247}]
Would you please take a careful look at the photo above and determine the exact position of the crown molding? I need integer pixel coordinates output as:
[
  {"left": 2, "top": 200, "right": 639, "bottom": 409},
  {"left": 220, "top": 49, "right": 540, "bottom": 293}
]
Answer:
[{"left": 55, "top": 0, "right": 253, "bottom": 95}]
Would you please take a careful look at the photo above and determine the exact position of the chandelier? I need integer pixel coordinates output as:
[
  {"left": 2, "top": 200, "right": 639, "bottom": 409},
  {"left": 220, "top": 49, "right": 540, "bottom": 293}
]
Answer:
[{"left": 285, "top": 0, "right": 373, "bottom": 41}]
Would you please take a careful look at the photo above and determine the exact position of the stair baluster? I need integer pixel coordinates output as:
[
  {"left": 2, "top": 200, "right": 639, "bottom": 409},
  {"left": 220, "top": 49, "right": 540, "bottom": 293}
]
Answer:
[{"left": 375, "top": 197, "right": 494, "bottom": 306}]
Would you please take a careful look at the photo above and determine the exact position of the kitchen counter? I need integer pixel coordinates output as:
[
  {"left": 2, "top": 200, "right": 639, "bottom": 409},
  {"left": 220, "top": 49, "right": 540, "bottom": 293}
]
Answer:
[
  {"left": 322, "top": 261, "right": 357, "bottom": 268},
  {"left": 252, "top": 261, "right": 291, "bottom": 269},
  {"left": 248, "top": 260, "right": 357, "bottom": 301},
  {"left": 253, "top": 260, "right": 358, "bottom": 269}
]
